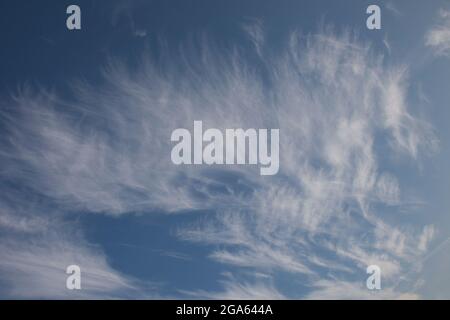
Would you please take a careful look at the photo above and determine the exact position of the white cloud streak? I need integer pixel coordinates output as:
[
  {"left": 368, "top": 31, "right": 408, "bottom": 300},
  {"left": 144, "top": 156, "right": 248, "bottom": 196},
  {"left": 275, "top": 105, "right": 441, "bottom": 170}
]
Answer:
[
  {"left": 0, "top": 208, "right": 145, "bottom": 298},
  {"left": 425, "top": 9, "right": 450, "bottom": 57}
]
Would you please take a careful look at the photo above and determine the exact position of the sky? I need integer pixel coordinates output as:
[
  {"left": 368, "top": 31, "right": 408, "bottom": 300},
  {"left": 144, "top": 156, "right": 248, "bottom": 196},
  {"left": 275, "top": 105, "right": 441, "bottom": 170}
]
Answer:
[{"left": 1, "top": 0, "right": 450, "bottom": 299}]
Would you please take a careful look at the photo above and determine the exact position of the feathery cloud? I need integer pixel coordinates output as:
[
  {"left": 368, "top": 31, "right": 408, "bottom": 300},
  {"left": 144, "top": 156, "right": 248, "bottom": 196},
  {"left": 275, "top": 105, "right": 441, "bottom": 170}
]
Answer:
[{"left": 0, "top": 26, "right": 437, "bottom": 298}]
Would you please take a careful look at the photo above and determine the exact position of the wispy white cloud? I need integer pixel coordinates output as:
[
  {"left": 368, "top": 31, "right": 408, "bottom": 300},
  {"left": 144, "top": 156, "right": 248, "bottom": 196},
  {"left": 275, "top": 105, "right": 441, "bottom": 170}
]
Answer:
[
  {"left": 242, "top": 18, "right": 265, "bottom": 58},
  {"left": 305, "top": 280, "right": 419, "bottom": 300},
  {"left": 0, "top": 213, "right": 147, "bottom": 298},
  {"left": 385, "top": 2, "right": 402, "bottom": 17},
  {"left": 425, "top": 9, "right": 450, "bottom": 56},
  {"left": 418, "top": 225, "right": 435, "bottom": 252},
  {"left": 0, "top": 26, "right": 438, "bottom": 299},
  {"left": 0, "top": 188, "right": 149, "bottom": 298},
  {"left": 181, "top": 273, "right": 285, "bottom": 299}
]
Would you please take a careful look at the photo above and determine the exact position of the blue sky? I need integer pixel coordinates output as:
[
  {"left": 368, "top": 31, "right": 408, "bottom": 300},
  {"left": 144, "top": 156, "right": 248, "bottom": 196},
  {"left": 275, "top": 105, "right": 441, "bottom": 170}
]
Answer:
[{"left": 1, "top": 0, "right": 450, "bottom": 299}]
